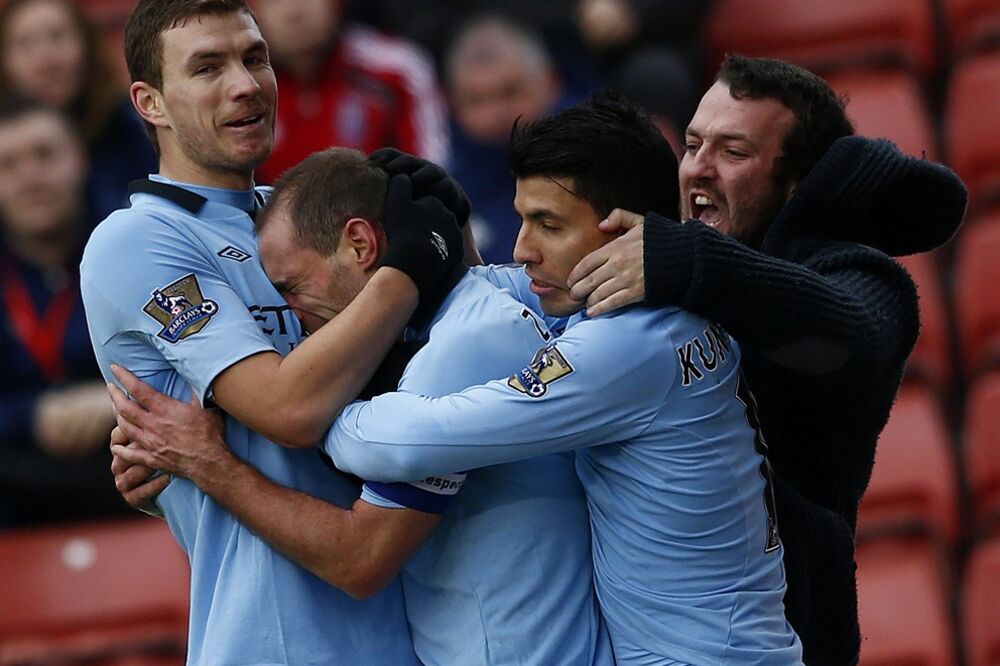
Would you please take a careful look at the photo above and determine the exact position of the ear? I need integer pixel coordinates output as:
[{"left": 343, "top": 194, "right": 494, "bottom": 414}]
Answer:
[
  {"left": 130, "top": 81, "right": 169, "bottom": 129},
  {"left": 339, "top": 217, "right": 382, "bottom": 271}
]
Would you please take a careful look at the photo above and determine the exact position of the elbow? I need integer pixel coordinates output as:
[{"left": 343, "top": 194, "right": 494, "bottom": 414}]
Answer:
[
  {"left": 324, "top": 560, "right": 396, "bottom": 600},
  {"left": 268, "top": 405, "right": 330, "bottom": 449}
]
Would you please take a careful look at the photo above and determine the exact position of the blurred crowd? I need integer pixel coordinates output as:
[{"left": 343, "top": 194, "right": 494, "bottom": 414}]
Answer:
[{"left": 0, "top": 0, "right": 709, "bottom": 531}]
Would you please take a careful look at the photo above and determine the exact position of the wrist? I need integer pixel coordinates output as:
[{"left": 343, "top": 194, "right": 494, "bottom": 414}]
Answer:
[
  {"left": 371, "top": 267, "right": 419, "bottom": 310},
  {"left": 643, "top": 214, "right": 693, "bottom": 305},
  {"left": 190, "top": 448, "right": 242, "bottom": 495}
]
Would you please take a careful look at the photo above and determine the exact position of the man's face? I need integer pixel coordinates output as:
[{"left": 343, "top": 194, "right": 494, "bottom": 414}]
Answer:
[
  {"left": 451, "top": 54, "right": 556, "bottom": 145},
  {"left": 253, "top": 0, "right": 340, "bottom": 63},
  {"left": 258, "top": 204, "right": 366, "bottom": 334},
  {"left": 513, "top": 175, "right": 610, "bottom": 317},
  {"left": 0, "top": 110, "right": 85, "bottom": 240},
  {"left": 1, "top": 0, "right": 85, "bottom": 108},
  {"left": 679, "top": 81, "right": 797, "bottom": 247},
  {"left": 153, "top": 11, "right": 277, "bottom": 182}
]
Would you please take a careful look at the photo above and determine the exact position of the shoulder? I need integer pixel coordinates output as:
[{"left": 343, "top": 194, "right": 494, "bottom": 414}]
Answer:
[
  {"left": 85, "top": 199, "right": 193, "bottom": 256},
  {"left": 429, "top": 273, "right": 549, "bottom": 349},
  {"left": 573, "top": 304, "right": 701, "bottom": 347}
]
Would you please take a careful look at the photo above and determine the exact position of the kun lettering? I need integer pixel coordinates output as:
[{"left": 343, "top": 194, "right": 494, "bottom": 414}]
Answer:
[{"left": 676, "top": 324, "right": 733, "bottom": 387}]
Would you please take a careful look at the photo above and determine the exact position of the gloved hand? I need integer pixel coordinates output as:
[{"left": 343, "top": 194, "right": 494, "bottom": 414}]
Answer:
[
  {"left": 379, "top": 173, "right": 464, "bottom": 304},
  {"left": 370, "top": 148, "right": 471, "bottom": 227}
]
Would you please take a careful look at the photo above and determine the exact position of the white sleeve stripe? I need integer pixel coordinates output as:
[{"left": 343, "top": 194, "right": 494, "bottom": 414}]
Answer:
[{"left": 343, "top": 27, "right": 450, "bottom": 163}]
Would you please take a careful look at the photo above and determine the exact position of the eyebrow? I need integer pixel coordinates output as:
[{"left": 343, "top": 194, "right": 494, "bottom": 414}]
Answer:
[
  {"left": 186, "top": 39, "right": 268, "bottom": 65},
  {"left": 521, "top": 207, "right": 564, "bottom": 223},
  {"left": 685, "top": 127, "right": 757, "bottom": 147}
]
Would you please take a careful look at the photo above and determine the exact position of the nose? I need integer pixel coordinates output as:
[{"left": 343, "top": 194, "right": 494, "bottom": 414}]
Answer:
[
  {"left": 681, "top": 143, "right": 717, "bottom": 182},
  {"left": 229, "top": 63, "right": 262, "bottom": 99},
  {"left": 512, "top": 223, "right": 540, "bottom": 266}
]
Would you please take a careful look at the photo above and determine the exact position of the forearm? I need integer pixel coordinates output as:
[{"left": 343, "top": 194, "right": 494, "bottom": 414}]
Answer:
[
  {"left": 215, "top": 268, "right": 418, "bottom": 446},
  {"left": 644, "top": 217, "right": 915, "bottom": 374},
  {"left": 195, "top": 459, "right": 411, "bottom": 598},
  {"left": 327, "top": 377, "right": 654, "bottom": 481}
]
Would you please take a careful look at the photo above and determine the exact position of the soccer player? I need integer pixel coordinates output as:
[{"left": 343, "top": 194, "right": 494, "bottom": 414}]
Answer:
[
  {"left": 111, "top": 93, "right": 804, "bottom": 664},
  {"left": 109, "top": 147, "right": 610, "bottom": 665},
  {"left": 80, "top": 1, "right": 459, "bottom": 662},
  {"left": 325, "top": 95, "right": 804, "bottom": 664}
]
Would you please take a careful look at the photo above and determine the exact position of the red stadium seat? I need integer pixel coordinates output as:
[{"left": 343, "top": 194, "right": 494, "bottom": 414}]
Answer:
[
  {"left": 858, "top": 383, "right": 960, "bottom": 544},
  {"left": 704, "top": 0, "right": 938, "bottom": 79},
  {"left": 856, "top": 538, "right": 955, "bottom": 665},
  {"left": 825, "top": 69, "right": 938, "bottom": 160},
  {"left": 0, "top": 518, "right": 189, "bottom": 666},
  {"left": 963, "top": 537, "right": 1000, "bottom": 666},
  {"left": 945, "top": 52, "right": 1000, "bottom": 215},
  {"left": 965, "top": 371, "right": 1000, "bottom": 537},
  {"left": 954, "top": 215, "right": 1000, "bottom": 376},
  {"left": 944, "top": 0, "right": 1000, "bottom": 57},
  {"left": 896, "top": 252, "right": 954, "bottom": 392}
]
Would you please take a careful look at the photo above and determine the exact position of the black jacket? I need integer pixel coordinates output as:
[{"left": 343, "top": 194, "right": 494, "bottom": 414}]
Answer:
[{"left": 641, "top": 136, "right": 968, "bottom": 665}]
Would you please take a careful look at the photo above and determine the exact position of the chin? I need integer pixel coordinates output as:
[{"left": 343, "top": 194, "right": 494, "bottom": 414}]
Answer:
[{"left": 540, "top": 298, "right": 584, "bottom": 319}]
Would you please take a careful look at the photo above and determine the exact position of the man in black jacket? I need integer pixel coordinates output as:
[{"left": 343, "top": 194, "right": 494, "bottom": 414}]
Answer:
[{"left": 566, "top": 55, "right": 967, "bottom": 665}]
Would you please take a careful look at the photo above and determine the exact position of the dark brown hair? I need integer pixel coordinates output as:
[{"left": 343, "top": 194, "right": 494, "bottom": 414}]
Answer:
[
  {"left": 717, "top": 55, "right": 855, "bottom": 185},
  {"left": 258, "top": 148, "right": 388, "bottom": 256}
]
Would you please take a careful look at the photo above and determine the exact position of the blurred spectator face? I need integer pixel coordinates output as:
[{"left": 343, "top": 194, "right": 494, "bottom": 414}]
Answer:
[
  {"left": 0, "top": 0, "right": 85, "bottom": 108},
  {"left": 0, "top": 107, "right": 85, "bottom": 241},
  {"left": 253, "top": 0, "right": 341, "bottom": 64},
  {"left": 448, "top": 22, "right": 560, "bottom": 145},
  {"left": 679, "top": 82, "right": 796, "bottom": 247}
]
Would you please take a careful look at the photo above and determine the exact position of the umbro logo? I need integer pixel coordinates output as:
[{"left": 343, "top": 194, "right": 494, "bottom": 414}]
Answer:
[
  {"left": 218, "top": 246, "right": 252, "bottom": 262},
  {"left": 430, "top": 232, "right": 448, "bottom": 261}
]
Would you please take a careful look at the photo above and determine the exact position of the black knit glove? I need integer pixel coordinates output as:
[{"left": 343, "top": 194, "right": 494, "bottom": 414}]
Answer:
[
  {"left": 370, "top": 148, "right": 471, "bottom": 227},
  {"left": 380, "top": 173, "right": 463, "bottom": 303}
]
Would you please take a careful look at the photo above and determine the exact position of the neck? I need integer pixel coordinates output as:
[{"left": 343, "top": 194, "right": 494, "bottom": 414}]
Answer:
[
  {"left": 5, "top": 226, "right": 78, "bottom": 270},
  {"left": 160, "top": 160, "right": 254, "bottom": 191},
  {"left": 158, "top": 143, "right": 255, "bottom": 190}
]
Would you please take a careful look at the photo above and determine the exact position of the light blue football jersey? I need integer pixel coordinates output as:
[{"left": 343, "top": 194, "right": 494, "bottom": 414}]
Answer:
[
  {"left": 81, "top": 176, "right": 418, "bottom": 666},
  {"left": 360, "top": 270, "right": 611, "bottom": 665},
  {"left": 325, "top": 265, "right": 804, "bottom": 665}
]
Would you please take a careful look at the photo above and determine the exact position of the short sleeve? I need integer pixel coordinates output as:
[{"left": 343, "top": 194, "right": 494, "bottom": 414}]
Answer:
[{"left": 81, "top": 210, "right": 276, "bottom": 401}]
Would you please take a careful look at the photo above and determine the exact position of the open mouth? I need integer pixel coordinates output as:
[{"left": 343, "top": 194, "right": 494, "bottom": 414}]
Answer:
[
  {"left": 690, "top": 193, "right": 722, "bottom": 228},
  {"left": 224, "top": 113, "right": 265, "bottom": 128}
]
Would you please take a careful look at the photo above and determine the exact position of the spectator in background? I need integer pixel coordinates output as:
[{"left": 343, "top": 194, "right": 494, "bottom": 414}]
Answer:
[
  {"left": 0, "top": 0, "right": 156, "bottom": 225},
  {"left": 575, "top": 0, "right": 709, "bottom": 155},
  {"left": 253, "top": 0, "right": 449, "bottom": 184},
  {"left": 445, "top": 15, "right": 580, "bottom": 263},
  {"left": 0, "top": 98, "right": 126, "bottom": 529}
]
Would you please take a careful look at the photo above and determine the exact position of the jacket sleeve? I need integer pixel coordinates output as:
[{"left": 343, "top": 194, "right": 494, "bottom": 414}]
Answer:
[{"left": 642, "top": 214, "right": 919, "bottom": 377}]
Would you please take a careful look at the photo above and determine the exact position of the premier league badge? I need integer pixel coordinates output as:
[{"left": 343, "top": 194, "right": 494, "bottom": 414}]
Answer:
[
  {"left": 143, "top": 274, "right": 219, "bottom": 343},
  {"left": 507, "top": 344, "right": 575, "bottom": 398}
]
